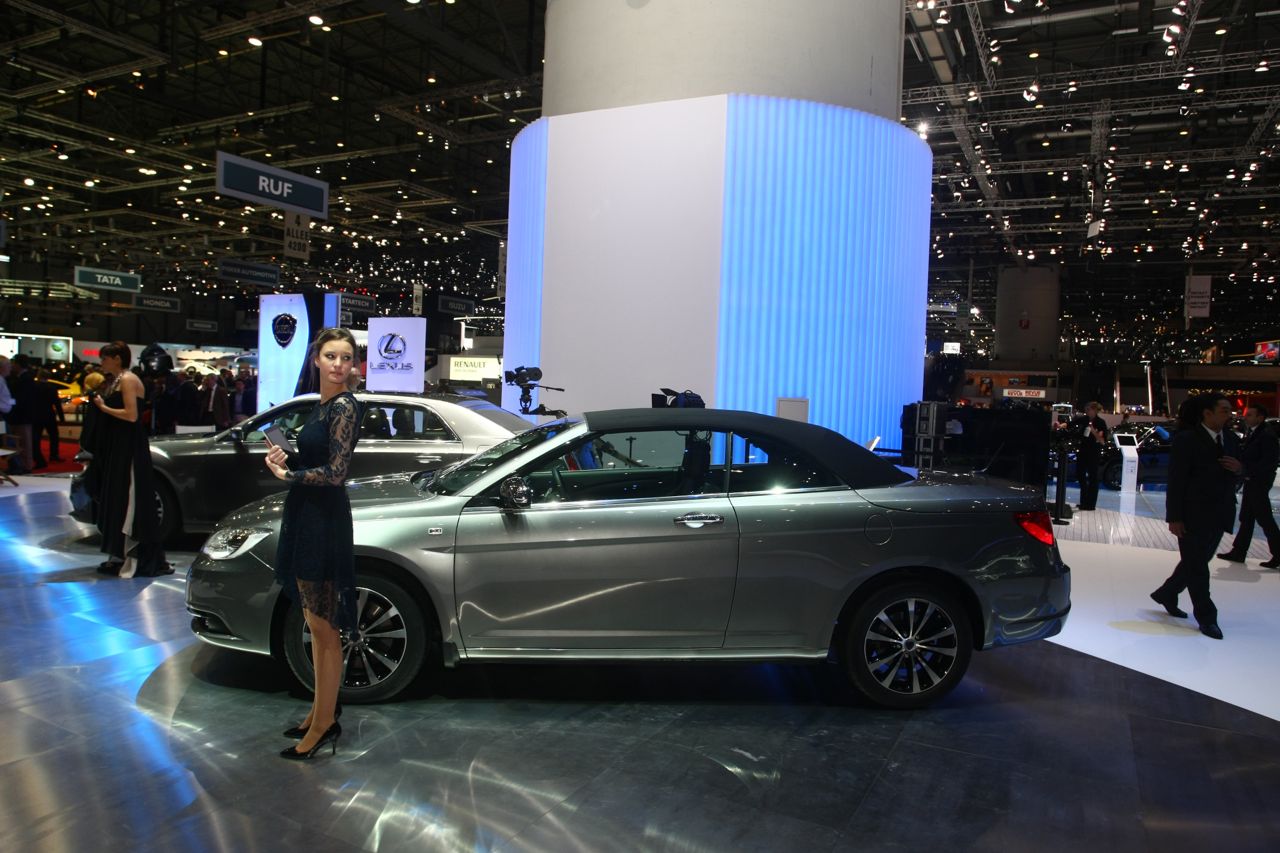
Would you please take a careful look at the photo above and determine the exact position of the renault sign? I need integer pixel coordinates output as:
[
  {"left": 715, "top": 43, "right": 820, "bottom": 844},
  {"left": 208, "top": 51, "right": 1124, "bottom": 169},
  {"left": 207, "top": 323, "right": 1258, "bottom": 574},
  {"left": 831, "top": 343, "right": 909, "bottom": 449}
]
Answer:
[{"left": 216, "top": 151, "right": 329, "bottom": 219}]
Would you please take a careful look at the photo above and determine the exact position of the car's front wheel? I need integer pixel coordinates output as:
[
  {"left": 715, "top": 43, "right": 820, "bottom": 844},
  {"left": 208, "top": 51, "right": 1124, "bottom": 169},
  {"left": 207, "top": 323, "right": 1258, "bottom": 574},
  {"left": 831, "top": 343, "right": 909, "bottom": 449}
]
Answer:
[
  {"left": 154, "top": 479, "right": 179, "bottom": 541},
  {"left": 842, "top": 582, "right": 973, "bottom": 709},
  {"left": 282, "top": 573, "right": 435, "bottom": 703}
]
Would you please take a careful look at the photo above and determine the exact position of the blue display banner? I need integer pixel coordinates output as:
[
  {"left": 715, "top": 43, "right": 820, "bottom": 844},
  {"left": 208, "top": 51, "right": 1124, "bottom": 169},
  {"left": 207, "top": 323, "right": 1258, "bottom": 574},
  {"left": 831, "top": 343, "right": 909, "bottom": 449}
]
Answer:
[
  {"left": 216, "top": 151, "right": 329, "bottom": 219},
  {"left": 218, "top": 258, "right": 280, "bottom": 288}
]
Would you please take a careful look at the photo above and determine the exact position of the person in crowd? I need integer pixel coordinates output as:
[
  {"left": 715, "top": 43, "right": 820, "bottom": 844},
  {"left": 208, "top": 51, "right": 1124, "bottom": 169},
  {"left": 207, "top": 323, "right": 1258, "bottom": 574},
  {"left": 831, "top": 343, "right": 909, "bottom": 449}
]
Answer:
[
  {"left": 265, "top": 328, "right": 361, "bottom": 760},
  {"left": 152, "top": 374, "right": 179, "bottom": 435},
  {"left": 5, "top": 354, "right": 37, "bottom": 474},
  {"left": 1217, "top": 404, "right": 1280, "bottom": 569},
  {"left": 33, "top": 370, "right": 66, "bottom": 465},
  {"left": 236, "top": 364, "right": 256, "bottom": 389},
  {"left": 1150, "top": 393, "right": 1241, "bottom": 639},
  {"left": 219, "top": 367, "right": 236, "bottom": 390},
  {"left": 1074, "top": 401, "right": 1108, "bottom": 511},
  {"left": 230, "top": 378, "right": 256, "bottom": 422},
  {"left": 177, "top": 368, "right": 200, "bottom": 426},
  {"left": 90, "top": 341, "right": 171, "bottom": 578},
  {"left": 197, "top": 373, "right": 230, "bottom": 430},
  {"left": 0, "top": 357, "right": 15, "bottom": 474}
]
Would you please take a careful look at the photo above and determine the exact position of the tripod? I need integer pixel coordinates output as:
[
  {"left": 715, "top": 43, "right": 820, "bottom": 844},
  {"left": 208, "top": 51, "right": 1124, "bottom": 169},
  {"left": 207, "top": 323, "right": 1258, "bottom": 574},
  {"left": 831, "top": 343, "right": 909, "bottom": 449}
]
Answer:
[{"left": 516, "top": 383, "right": 567, "bottom": 418}]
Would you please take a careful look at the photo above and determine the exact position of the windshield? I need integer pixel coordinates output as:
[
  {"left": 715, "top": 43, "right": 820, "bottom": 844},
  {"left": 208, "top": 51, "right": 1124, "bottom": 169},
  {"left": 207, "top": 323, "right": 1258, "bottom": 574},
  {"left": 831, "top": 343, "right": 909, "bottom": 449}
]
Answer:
[
  {"left": 425, "top": 420, "right": 578, "bottom": 495},
  {"left": 450, "top": 398, "right": 538, "bottom": 434}
]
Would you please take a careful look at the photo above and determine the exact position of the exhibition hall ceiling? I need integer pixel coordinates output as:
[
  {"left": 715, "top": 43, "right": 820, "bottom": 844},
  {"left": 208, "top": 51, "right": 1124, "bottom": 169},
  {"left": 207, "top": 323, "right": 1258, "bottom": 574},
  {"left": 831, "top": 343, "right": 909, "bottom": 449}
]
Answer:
[{"left": 0, "top": 0, "right": 1277, "bottom": 360}]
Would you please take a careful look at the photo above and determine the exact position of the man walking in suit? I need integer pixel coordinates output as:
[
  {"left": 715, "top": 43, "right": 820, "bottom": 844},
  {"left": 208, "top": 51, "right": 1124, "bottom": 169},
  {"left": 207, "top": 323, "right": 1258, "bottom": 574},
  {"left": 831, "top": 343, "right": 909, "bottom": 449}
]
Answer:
[
  {"left": 1150, "top": 393, "right": 1242, "bottom": 639},
  {"left": 1217, "top": 404, "right": 1280, "bottom": 568},
  {"left": 32, "top": 370, "right": 65, "bottom": 466}
]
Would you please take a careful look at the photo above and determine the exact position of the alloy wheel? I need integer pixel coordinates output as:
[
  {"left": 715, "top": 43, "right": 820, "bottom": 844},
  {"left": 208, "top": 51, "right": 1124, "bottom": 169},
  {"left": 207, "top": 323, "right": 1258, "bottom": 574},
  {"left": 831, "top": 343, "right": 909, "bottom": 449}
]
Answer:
[
  {"left": 302, "top": 586, "right": 409, "bottom": 689},
  {"left": 862, "top": 596, "right": 959, "bottom": 696}
]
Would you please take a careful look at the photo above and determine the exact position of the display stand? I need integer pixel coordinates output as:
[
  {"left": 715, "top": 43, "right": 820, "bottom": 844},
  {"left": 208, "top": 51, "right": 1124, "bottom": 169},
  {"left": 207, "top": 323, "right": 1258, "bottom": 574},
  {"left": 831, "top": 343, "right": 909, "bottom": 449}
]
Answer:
[{"left": 1114, "top": 433, "right": 1140, "bottom": 495}]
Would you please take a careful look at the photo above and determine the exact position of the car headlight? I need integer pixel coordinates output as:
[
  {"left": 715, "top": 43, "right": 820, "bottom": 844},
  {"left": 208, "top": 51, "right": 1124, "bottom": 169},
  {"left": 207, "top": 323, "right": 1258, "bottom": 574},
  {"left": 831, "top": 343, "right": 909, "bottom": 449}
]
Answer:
[{"left": 201, "top": 527, "right": 272, "bottom": 560}]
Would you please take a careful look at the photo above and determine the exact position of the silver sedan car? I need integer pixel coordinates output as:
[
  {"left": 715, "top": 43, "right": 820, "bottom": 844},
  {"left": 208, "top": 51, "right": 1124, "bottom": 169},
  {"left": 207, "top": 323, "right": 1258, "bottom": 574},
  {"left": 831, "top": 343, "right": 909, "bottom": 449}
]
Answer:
[
  {"left": 71, "top": 392, "right": 529, "bottom": 538},
  {"left": 187, "top": 408, "right": 1070, "bottom": 709}
]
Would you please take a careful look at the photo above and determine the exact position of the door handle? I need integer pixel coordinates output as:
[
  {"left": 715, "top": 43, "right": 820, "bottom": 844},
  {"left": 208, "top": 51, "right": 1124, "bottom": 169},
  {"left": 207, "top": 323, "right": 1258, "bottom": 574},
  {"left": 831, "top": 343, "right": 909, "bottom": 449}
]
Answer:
[
  {"left": 674, "top": 512, "right": 724, "bottom": 528},
  {"left": 415, "top": 456, "right": 442, "bottom": 464}
]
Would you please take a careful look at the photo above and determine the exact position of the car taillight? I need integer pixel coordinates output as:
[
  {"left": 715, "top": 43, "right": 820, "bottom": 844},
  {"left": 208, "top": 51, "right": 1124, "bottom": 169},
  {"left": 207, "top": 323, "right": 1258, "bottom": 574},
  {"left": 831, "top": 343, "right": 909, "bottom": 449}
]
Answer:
[{"left": 1015, "top": 511, "right": 1055, "bottom": 546}]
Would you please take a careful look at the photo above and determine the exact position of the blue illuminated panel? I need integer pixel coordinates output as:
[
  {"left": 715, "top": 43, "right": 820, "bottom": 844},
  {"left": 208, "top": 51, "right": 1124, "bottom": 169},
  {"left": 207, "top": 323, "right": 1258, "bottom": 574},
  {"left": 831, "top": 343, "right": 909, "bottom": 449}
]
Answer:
[
  {"left": 718, "top": 95, "right": 931, "bottom": 449},
  {"left": 258, "top": 293, "right": 310, "bottom": 413},
  {"left": 502, "top": 118, "right": 550, "bottom": 416}
]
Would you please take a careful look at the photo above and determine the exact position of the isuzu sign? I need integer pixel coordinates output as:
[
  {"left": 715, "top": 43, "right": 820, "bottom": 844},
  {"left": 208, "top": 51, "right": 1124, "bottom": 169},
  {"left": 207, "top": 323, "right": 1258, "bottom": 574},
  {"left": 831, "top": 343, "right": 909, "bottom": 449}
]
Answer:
[
  {"left": 75, "top": 266, "right": 141, "bottom": 293},
  {"left": 365, "top": 317, "right": 427, "bottom": 393},
  {"left": 216, "top": 151, "right": 329, "bottom": 219}
]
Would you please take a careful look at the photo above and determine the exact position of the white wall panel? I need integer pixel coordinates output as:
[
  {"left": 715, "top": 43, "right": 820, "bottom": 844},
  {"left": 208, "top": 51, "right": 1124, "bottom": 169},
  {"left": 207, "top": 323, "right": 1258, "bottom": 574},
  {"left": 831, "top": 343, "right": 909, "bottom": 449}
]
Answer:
[{"left": 539, "top": 96, "right": 728, "bottom": 413}]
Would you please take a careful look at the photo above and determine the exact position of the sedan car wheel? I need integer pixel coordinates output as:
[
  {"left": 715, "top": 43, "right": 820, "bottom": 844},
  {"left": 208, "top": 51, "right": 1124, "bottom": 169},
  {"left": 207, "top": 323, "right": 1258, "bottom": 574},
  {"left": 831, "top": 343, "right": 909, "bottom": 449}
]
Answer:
[
  {"left": 282, "top": 574, "right": 432, "bottom": 703},
  {"left": 843, "top": 583, "right": 973, "bottom": 709}
]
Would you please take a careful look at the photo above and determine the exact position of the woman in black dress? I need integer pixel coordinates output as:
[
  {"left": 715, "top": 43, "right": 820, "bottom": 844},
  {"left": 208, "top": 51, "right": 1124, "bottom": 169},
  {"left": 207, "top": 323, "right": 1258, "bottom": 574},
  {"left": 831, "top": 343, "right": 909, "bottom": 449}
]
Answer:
[
  {"left": 90, "top": 342, "right": 171, "bottom": 578},
  {"left": 265, "top": 328, "right": 360, "bottom": 760}
]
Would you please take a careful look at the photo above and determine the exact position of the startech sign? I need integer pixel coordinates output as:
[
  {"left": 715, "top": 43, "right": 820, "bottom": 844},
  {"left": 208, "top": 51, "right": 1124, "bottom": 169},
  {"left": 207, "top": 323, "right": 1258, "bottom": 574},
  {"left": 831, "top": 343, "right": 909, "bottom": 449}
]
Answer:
[{"left": 74, "top": 266, "right": 141, "bottom": 292}]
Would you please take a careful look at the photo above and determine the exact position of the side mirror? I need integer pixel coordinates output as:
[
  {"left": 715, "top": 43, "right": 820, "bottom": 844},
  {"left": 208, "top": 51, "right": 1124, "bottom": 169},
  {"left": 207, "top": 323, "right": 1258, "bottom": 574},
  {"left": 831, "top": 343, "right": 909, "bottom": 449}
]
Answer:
[
  {"left": 499, "top": 475, "right": 533, "bottom": 510},
  {"left": 228, "top": 427, "right": 244, "bottom": 443}
]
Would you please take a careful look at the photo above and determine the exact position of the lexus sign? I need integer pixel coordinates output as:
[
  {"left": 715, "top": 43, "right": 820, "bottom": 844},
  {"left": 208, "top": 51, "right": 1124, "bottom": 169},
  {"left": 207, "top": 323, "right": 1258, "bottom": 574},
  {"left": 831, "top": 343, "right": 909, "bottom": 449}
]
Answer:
[{"left": 365, "top": 317, "right": 427, "bottom": 393}]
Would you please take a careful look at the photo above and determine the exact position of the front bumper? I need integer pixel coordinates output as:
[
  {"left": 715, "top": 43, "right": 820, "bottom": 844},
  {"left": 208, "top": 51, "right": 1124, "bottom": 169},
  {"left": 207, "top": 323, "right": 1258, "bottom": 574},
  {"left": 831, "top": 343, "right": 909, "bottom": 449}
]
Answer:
[{"left": 186, "top": 552, "right": 282, "bottom": 657}]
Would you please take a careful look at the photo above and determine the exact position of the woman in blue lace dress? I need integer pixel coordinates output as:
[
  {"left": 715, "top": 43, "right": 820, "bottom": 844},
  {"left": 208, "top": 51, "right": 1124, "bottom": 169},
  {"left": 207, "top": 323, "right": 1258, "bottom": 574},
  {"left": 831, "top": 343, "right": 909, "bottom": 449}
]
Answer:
[{"left": 264, "top": 328, "right": 361, "bottom": 760}]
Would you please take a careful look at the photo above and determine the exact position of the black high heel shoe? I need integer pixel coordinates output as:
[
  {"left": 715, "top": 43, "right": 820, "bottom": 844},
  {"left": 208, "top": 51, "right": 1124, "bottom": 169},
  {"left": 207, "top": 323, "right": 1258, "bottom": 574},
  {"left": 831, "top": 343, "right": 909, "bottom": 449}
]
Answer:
[
  {"left": 283, "top": 703, "right": 342, "bottom": 739},
  {"left": 279, "top": 722, "right": 341, "bottom": 760}
]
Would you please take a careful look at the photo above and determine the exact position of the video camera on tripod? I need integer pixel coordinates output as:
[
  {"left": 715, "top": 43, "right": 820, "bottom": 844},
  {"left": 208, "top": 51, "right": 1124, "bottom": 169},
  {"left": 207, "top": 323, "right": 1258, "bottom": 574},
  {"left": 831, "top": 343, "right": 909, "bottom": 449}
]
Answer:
[{"left": 504, "top": 366, "right": 567, "bottom": 418}]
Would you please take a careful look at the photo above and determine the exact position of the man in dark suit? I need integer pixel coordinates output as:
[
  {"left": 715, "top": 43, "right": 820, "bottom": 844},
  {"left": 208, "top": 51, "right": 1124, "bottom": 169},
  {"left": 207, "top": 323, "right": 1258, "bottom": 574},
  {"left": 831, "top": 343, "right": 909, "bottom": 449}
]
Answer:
[
  {"left": 1150, "top": 393, "right": 1242, "bottom": 639},
  {"left": 1217, "top": 404, "right": 1280, "bottom": 568},
  {"left": 1073, "top": 401, "right": 1108, "bottom": 510},
  {"left": 196, "top": 374, "right": 231, "bottom": 431},
  {"left": 32, "top": 370, "right": 65, "bottom": 465},
  {"left": 229, "top": 379, "right": 256, "bottom": 422},
  {"left": 177, "top": 369, "right": 200, "bottom": 426}
]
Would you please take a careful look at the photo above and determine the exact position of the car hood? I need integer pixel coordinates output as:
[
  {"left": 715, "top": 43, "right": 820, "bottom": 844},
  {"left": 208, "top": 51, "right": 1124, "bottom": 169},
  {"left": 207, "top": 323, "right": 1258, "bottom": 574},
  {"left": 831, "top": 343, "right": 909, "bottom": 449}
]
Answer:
[
  {"left": 216, "top": 472, "right": 432, "bottom": 529},
  {"left": 856, "top": 469, "right": 1044, "bottom": 513}
]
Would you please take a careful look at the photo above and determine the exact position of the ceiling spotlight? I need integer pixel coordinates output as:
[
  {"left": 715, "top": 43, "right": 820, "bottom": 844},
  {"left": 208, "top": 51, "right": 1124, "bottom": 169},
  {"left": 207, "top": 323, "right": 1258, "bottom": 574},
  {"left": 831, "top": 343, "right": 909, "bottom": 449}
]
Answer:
[
  {"left": 23, "top": 177, "right": 35, "bottom": 186},
  {"left": 308, "top": 15, "right": 323, "bottom": 25},
  {"left": 936, "top": 9, "right": 950, "bottom": 25},
  {"left": 1162, "top": 24, "right": 1182, "bottom": 44},
  {"left": 218, "top": 48, "right": 228, "bottom": 56},
  {"left": 1172, "top": 0, "right": 1188, "bottom": 15},
  {"left": 84, "top": 179, "right": 95, "bottom": 187},
  {"left": 1028, "top": 51, "right": 1039, "bottom": 59},
  {"left": 426, "top": 72, "right": 437, "bottom": 84},
  {"left": 1257, "top": 59, "right": 1270, "bottom": 72},
  {"left": 1215, "top": 27, "right": 1227, "bottom": 36},
  {"left": 1065, "top": 80, "right": 1078, "bottom": 93},
  {"left": 248, "top": 36, "right": 263, "bottom": 47}
]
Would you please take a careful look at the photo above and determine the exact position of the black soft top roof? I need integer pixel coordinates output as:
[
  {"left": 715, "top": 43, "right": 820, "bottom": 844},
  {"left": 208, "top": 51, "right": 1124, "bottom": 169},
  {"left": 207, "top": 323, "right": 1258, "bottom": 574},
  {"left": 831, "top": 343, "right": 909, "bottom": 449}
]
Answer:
[{"left": 582, "top": 408, "right": 911, "bottom": 488}]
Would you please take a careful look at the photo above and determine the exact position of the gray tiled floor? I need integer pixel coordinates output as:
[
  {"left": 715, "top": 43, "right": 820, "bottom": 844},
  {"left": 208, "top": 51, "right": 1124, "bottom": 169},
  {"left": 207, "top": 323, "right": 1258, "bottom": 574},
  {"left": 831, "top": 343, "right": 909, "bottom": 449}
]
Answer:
[{"left": 3, "top": 488, "right": 1279, "bottom": 851}]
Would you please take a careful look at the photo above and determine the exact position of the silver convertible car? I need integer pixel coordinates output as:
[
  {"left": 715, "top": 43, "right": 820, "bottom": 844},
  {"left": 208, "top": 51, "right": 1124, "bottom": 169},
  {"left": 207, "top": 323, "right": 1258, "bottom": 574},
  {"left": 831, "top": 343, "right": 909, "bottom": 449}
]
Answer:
[
  {"left": 187, "top": 408, "right": 1071, "bottom": 709},
  {"left": 71, "top": 392, "right": 529, "bottom": 538}
]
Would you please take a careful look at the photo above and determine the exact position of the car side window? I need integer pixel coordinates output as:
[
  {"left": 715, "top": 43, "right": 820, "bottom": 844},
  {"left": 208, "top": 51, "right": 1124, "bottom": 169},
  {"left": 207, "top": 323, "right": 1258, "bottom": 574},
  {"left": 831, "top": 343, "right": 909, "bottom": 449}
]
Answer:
[
  {"left": 728, "top": 433, "right": 844, "bottom": 493},
  {"left": 518, "top": 429, "right": 729, "bottom": 504},
  {"left": 244, "top": 403, "right": 316, "bottom": 443},
  {"left": 360, "top": 404, "right": 457, "bottom": 441}
]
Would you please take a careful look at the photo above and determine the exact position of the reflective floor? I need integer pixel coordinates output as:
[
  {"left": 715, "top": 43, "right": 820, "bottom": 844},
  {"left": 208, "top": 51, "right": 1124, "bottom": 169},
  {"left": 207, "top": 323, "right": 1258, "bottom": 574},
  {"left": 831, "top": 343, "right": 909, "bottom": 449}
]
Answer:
[{"left": 3, "top": 485, "right": 1280, "bottom": 852}]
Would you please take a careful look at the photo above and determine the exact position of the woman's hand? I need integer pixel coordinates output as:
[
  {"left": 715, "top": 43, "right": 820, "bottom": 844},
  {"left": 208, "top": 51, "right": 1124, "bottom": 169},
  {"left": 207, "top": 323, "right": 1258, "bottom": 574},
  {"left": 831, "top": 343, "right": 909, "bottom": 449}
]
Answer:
[
  {"left": 92, "top": 394, "right": 106, "bottom": 411},
  {"left": 265, "top": 444, "right": 291, "bottom": 481}
]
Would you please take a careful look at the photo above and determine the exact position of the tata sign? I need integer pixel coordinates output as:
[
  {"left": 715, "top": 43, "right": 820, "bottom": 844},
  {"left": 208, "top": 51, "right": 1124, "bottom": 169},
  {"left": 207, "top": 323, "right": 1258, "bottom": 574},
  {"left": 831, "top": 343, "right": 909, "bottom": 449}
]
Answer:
[
  {"left": 216, "top": 151, "right": 329, "bottom": 219},
  {"left": 75, "top": 265, "right": 141, "bottom": 293},
  {"left": 365, "top": 316, "right": 426, "bottom": 393}
]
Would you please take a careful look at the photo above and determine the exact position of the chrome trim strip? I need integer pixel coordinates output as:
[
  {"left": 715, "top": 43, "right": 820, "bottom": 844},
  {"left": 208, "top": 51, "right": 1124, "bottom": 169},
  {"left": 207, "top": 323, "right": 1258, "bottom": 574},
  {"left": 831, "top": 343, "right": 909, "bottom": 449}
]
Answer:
[
  {"left": 460, "top": 647, "right": 830, "bottom": 662},
  {"left": 461, "top": 491, "right": 731, "bottom": 514},
  {"left": 727, "top": 486, "right": 852, "bottom": 498}
]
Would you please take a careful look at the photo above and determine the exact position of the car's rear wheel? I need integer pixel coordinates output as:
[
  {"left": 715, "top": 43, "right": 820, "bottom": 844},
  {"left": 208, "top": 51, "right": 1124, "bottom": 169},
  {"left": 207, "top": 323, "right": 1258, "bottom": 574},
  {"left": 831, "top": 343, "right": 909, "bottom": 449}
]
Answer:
[
  {"left": 843, "top": 582, "right": 973, "bottom": 709},
  {"left": 282, "top": 573, "right": 433, "bottom": 703},
  {"left": 154, "top": 479, "right": 179, "bottom": 541}
]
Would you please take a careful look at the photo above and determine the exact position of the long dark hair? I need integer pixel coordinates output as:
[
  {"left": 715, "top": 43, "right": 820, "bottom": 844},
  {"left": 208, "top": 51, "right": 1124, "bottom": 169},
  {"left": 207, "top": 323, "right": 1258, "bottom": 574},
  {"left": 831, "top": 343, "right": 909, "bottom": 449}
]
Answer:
[
  {"left": 294, "top": 327, "right": 361, "bottom": 395},
  {"left": 1176, "top": 392, "right": 1229, "bottom": 432},
  {"left": 98, "top": 340, "right": 132, "bottom": 369}
]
